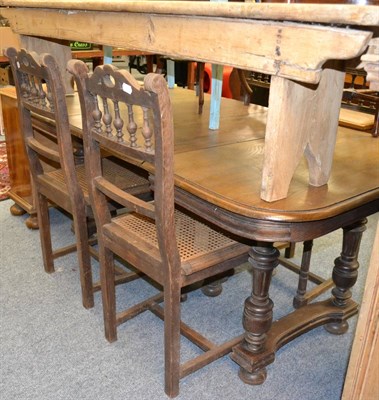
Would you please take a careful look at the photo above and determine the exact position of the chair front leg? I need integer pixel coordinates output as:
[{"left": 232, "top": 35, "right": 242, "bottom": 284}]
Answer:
[
  {"left": 100, "top": 244, "right": 117, "bottom": 342},
  {"left": 164, "top": 278, "right": 182, "bottom": 398},
  {"left": 72, "top": 211, "right": 94, "bottom": 309},
  {"left": 36, "top": 192, "right": 54, "bottom": 273}
]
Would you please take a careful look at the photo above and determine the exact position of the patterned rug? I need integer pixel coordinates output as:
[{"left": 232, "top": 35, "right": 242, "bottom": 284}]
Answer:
[{"left": 0, "top": 141, "right": 10, "bottom": 201}]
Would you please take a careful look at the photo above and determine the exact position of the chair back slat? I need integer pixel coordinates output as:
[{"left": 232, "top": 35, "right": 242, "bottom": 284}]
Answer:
[
  {"left": 95, "top": 132, "right": 155, "bottom": 165},
  {"left": 23, "top": 102, "right": 57, "bottom": 121},
  {"left": 26, "top": 137, "right": 61, "bottom": 164},
  {"left": 94, "top": 176, "right": 156, "bottom": 220},
  {"left": 68, "top": 60, "right": 180, "bottom": 267}
]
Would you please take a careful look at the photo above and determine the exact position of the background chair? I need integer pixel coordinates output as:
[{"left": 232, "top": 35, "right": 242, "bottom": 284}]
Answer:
[
  {"left": 5, "top": 47, "right": 150, "bottom": 309},
  {"left": 68, "top": 60, "right": 250, "bottom": 397}
]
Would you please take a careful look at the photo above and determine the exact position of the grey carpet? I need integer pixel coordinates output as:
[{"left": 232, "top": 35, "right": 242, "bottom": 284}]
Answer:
[{"left": 0, "top": 198, "right": 377, "bottom": 400}]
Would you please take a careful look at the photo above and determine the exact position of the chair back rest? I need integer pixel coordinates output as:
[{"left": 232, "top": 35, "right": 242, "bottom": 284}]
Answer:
[
  {"left": 68, "top": 60, "right": 180, "bottom": 267},
  {"left": 4, "top": 47, "right": 81, "bottom": 201}
]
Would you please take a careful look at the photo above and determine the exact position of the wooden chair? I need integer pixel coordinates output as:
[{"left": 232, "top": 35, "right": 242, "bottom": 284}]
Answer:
[
  {"left": 341, "top": 88, "right": 379, "bottom": 137},
  {"left": 5, "top": 47, "right": 150, "bottom": 309},
  {"left": 68, "top": 59, "right": 250, "bottom": 397}
]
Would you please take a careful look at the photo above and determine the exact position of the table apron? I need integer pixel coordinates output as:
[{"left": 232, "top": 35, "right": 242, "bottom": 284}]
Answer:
[{"left": 174, "top": 187, "right": 379, "bottom": 243}]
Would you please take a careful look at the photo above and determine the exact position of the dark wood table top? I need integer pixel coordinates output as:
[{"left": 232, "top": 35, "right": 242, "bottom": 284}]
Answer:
[{"left": 68, "top": 88, "right": 379, "bottom": 224}]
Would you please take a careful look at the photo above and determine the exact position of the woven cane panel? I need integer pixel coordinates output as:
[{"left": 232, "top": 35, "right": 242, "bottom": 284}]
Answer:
[
  {"left": 112, "top": 209, "right": 237, "bottom": 262},
  {"left": 46, "top": 159, "right": 148, "bottom": 197},
  {"left": 101, "top": 159, "right": 148, "bottom": 188},
  {"left": 45, "top": 168, "right": 67, "bottom": 186},
  {"left": 46, "top": 165, "right": 87, "bottom": 194},
  {"left": 74, "top": 165, "right": 89, "bottom": 194}
]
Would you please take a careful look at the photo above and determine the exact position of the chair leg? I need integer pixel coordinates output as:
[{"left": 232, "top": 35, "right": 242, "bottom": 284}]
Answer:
[
  {"left": 73, "top": 213, "right": 94, "bottom": 309},
  {"left": 284, "top": 242, "right": 296, "bottom": 259},
  {"left": 164, "top": 280, "right": 182, "bottom": 398},
  {"left": 101, "top": 244, "right": 117, "bottom": 342},
  {"left": 197, "top": 62, "right": 205, "bottom": 115},
  {"left": 35, "top": 193, "right": 54, "bottom": 274}
]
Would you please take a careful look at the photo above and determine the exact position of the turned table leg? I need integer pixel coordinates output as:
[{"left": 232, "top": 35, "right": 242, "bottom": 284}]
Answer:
[
  {"left": 201, "top": 277, "right": 226, "bottom": 297},
  {"left": 293, "top": 240, "right": 314, "bottom": 309},
  {"left": 325, "top": 218, "right": 367, "bottom": 335},
  {"left": 231, "top": 228, "right": 362, "bottom": 384},
  {"left": 237, "top": 243, "right": 279, "bottom": 385},
  {"left": 201, "top": 270, "right": 234, "bottom": 297}
]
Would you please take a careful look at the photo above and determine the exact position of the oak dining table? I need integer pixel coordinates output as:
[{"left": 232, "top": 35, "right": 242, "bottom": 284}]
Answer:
[
  {"left": 16, "top": 85, "right": 379, "bottom": 387},
  {"left": 1, "top": 0, "right": 379, "bottom": 388}
]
